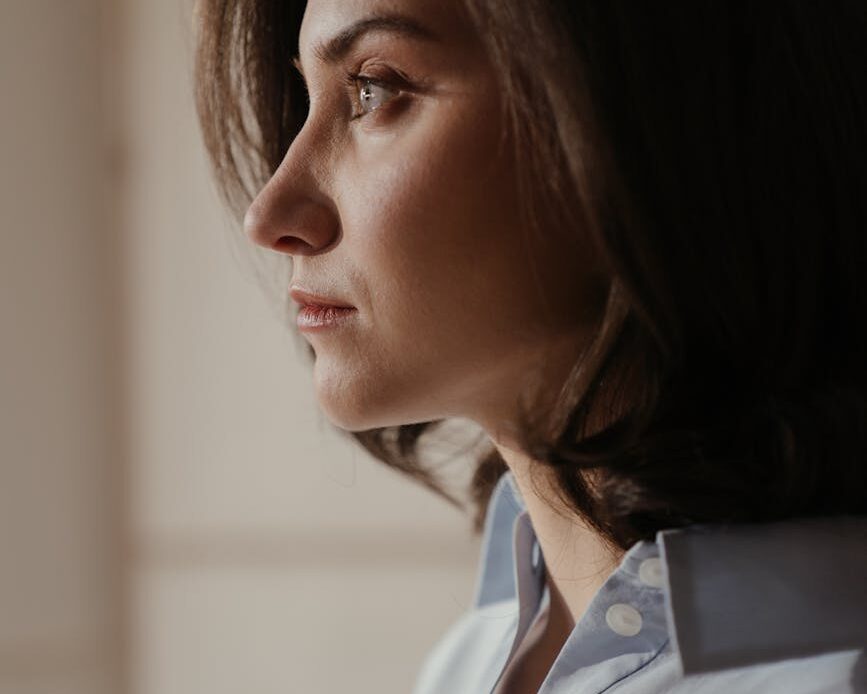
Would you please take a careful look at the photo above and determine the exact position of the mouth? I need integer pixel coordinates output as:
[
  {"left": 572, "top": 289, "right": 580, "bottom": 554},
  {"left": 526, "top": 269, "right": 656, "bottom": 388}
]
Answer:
[
  {"left": 289, "top": 286, "right": 357, "bottom": 332},
  {"left": 289, "top": 287, "right": 355, "bottom": 310},
  {"left": 295, "top": 304, "right": 357, "bottom": 333}
]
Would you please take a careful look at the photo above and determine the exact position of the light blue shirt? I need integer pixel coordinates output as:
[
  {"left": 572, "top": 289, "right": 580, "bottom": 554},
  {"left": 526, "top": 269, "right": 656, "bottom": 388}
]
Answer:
[{"left": 412, "top": 470, "right": 867, "bottom": 693}]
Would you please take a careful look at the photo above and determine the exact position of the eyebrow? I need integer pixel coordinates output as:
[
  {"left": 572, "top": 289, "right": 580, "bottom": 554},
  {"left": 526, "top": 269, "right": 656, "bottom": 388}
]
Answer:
[{"left": 293, "top": 14, "right": 440, "bottom": 76}]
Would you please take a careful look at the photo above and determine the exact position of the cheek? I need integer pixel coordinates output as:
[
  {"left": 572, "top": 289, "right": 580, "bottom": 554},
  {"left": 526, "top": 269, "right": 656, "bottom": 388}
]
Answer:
[
  {"left": 337, "top": 97, "right": 527, "bottom": 324},
  {"left": 315, "top": 87, "right": 597, "bottom": 430}
]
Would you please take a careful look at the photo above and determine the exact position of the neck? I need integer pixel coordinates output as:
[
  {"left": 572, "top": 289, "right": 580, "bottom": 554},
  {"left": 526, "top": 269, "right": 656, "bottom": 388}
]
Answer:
[{"left": 494, "top": 443, "right": 623, "bottom": 631}]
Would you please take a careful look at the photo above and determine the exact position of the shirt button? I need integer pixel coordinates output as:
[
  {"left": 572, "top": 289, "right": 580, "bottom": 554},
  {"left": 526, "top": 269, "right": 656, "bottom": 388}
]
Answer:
[
  {"left": 638, "top": 557, "right": 664, "bottom": 588},
  {"left": 605, "top": 603, "right": 643, "bottom": 636},
  {"left": 531, "top": 540, "right": 543, "bottom": 573}
]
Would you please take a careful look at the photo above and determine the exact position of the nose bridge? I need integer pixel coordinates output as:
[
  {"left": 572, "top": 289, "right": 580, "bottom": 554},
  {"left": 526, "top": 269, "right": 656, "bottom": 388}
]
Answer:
[{"left": 243, "top": 120, "right": 339, "bottom": 255}]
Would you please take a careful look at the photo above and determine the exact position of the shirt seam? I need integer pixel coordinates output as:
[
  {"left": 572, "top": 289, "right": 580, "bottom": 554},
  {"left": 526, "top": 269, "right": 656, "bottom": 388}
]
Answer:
[{"left": 596, "top": 637, "right": 672, "bottom": 694}]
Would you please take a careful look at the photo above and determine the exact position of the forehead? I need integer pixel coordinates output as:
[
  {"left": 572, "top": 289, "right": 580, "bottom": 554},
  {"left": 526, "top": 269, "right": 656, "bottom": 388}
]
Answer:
[{"left": 299, "top": 0, "right": 472, "bottom": 58}]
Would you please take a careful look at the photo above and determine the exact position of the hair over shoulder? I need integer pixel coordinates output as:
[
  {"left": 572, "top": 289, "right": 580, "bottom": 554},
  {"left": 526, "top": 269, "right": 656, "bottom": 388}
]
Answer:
[{"left": 195, "top": 0, "right": 867, "bottom": 550}]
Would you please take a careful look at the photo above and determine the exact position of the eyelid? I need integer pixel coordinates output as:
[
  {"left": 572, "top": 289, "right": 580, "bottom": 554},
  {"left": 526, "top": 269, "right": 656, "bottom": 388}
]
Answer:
[
  {"left": 292, "top": 57, "right": 420, "bottom": 121},
  {"left": 343, "top": 72, "right": 402, "bottom": 120}
]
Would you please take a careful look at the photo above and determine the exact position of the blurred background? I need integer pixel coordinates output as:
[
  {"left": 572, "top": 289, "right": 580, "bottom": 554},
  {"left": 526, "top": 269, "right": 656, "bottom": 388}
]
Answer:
[{"left": 0, "top": 1, "right": 483, "bottom": 692}]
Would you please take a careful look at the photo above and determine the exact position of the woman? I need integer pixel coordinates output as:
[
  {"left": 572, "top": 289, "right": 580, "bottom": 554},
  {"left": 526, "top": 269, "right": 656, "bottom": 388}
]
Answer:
[{"left": 194, "top": 1, "right": 867, "bottom": 692}]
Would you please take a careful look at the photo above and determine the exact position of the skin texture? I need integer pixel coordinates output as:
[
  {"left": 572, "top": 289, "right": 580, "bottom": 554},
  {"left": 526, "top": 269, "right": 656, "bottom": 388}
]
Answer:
[
  {"left": 243, "top": 0, "right": 621, "bottom": 684},
  {"left": 244, "top": 0, "right": 605, "bottom": 439}
]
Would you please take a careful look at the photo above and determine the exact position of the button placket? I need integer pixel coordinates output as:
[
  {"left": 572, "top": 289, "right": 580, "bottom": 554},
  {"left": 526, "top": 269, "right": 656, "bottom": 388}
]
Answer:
[
  {"left": 536, "top": 541, "right": 671, "bottom": 694},
  {"left": 599, "top": 553, "right": 663, "bottom": 638}
]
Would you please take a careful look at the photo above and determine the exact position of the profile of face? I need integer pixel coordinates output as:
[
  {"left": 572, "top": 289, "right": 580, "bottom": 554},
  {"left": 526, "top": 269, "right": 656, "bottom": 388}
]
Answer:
[{"left": 244, "top": 0, "right": 605, "bottom": 439}]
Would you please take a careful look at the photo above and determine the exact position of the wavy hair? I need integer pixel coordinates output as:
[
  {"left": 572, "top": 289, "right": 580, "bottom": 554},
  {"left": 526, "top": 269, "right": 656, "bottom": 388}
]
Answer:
[{"left": 194, "top": 0, "right": 867, "bottom": 551}]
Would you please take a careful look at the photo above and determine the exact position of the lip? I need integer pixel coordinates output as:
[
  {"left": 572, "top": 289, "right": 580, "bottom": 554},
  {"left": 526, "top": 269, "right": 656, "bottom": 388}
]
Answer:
[
  {"left": 289, "top": 286, "right": 355, "bottom": 309},
  {"left": 289, "top": 285, "right": 357, "bottom": 333},
  {"left": 295, "top": 304, "right": 357, "bottom": 332}
]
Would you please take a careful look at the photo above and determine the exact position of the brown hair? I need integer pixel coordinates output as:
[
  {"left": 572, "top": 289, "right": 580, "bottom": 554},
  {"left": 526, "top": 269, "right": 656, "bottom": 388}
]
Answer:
[{"left": 195, "top": 0, "right": 867, "bottom": 551}]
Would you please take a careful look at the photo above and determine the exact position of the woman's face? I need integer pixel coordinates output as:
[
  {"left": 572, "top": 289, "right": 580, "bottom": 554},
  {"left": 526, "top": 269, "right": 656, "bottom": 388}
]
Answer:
[{"left": 244, "top": 0, "right": 604, "bottom": 437}]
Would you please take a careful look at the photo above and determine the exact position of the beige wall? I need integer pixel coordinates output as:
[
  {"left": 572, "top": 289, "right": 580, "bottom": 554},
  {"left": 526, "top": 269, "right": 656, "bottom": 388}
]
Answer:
[
  {"left": 0, "top": 1, "right": 123, "bottom": 693},
  {"left": 2, "top": 1, "right": 481, "bottom": 693}
]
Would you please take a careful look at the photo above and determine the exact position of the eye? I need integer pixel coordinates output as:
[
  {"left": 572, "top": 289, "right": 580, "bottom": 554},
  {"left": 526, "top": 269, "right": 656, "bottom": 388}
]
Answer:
[{"left": 344, "top": 74, "right": 400, "bottom": 120}]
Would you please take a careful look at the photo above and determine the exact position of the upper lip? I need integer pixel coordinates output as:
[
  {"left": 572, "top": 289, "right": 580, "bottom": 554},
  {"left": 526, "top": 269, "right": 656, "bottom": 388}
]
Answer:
[{"left": 289, "top": 286, "right": 355, "bottom": 309}]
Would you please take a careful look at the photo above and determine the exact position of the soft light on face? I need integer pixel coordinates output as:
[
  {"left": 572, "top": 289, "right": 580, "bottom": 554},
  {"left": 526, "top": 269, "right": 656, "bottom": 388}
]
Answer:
[{"left": 243, "top": 0, "right": 605, "bottom": 438}]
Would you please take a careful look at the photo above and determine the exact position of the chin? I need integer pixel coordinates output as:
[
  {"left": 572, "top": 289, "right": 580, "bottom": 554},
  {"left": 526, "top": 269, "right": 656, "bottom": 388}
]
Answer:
[
  {"left": 313, "top": 360, "right": 447, "bottom": 431},
  {"left": 314, "top": 378, "right": 394, "bottom": 432},
  {"left": 320, "top": 406, "right": 376, "bottom": 432},
  {"left": 319, "top": 404, "right": 405, "bottom": 433},
  {"left": 315, "top": 384, "right": 438, "bottom": 433}
]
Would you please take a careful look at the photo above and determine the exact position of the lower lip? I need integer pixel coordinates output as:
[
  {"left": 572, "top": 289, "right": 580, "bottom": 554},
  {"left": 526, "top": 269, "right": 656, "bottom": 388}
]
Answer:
[{"left": 296, "top": 304, "right": 357, "bottom": 332}]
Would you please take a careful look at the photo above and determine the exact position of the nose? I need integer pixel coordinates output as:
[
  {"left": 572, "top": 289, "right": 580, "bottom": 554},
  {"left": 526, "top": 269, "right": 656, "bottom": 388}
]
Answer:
[{"left": 243, "top": 137, "right": 340, "bottom": 256}]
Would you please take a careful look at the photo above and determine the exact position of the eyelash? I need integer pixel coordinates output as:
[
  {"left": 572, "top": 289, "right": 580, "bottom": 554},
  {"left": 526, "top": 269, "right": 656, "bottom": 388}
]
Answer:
[{"left": 342, "top": 71, "right": 401, "bottom": 121}]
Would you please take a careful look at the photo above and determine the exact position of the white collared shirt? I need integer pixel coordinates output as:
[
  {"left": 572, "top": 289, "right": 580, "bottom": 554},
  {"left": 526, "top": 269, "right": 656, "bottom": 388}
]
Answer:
[{"left": 412, "top": 470, "right": 867, "bottom": 693}]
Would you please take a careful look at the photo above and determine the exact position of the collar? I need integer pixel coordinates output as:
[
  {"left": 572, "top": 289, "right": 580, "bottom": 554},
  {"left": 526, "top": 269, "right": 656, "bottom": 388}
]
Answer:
[
  {"left": 658, "top": 512, "right": 867, "bottom": 673},
  {"left": 472, "top": 470, "right": 867, "bottom": 674},
  {"left": 471, "top": 469, "right": 528, "bottom": 608}
]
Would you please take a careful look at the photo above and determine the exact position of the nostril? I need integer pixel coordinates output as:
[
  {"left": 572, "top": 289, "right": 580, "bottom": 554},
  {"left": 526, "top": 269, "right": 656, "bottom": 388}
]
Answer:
[
  {"left": 274, "top": 236, "right": 316, "bottom": 254},
  {"left": 243, "top": 187, "right": 339, "bottom": 255}
]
